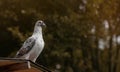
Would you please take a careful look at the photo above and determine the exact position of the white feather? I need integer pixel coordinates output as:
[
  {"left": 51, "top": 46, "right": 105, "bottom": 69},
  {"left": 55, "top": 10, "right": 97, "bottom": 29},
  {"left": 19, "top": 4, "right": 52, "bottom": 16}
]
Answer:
[{"left": 15, "top": 20, "right": 45, "bottom": 62}]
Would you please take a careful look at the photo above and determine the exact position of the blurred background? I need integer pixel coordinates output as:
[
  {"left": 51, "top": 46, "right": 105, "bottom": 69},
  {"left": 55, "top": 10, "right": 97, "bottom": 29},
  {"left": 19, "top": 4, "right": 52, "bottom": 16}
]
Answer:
[{"left": 0, "top": 0, "right": 120, "bottom": 72}]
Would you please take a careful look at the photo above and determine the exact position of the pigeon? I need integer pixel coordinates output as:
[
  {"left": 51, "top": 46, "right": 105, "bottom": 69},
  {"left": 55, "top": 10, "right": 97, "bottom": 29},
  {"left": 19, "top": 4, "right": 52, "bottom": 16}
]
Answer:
[{"left": 15, "top": 20, "right": 46, "bottom": 62}]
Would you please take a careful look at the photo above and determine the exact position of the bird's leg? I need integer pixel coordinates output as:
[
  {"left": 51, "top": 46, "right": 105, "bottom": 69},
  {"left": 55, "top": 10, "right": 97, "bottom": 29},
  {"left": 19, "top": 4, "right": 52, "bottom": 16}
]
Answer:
[{"left": 27, "top": 61, "right": 31, "bottom": 68}]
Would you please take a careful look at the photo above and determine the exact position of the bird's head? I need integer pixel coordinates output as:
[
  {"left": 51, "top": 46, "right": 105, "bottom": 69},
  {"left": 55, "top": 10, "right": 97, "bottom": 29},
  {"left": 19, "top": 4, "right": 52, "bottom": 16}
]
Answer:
[
  {"left": 34, "top": 20, "right": 46, "bottom": 33},
  {"left": 35, "top": 20, "right": 46, "bottom": 28}
]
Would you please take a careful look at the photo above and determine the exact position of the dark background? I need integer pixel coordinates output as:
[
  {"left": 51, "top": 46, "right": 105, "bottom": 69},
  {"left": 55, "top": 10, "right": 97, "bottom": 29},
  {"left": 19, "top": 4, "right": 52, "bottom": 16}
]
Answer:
[{"left": 0, "top": 0, "right": 120, "bottom": 72}]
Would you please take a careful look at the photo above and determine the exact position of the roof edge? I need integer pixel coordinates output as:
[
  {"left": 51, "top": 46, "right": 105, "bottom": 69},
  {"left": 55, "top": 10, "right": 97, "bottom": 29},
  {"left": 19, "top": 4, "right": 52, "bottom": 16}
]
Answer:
[{"left": 0, "top": 57, "right": 51, "bottom": 72}]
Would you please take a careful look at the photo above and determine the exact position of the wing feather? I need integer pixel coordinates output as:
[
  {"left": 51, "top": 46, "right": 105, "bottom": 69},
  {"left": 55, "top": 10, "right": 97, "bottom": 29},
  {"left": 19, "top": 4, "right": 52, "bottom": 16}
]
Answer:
[{"left": 15, "top": 37, "right": 36, "bottom": 57}]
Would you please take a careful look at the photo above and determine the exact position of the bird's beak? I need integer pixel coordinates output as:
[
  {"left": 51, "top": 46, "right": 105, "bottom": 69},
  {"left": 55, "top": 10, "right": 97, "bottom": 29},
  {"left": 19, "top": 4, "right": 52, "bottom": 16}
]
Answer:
[{"left": 42, "top": 22, "right": 46, "bottom": 28}]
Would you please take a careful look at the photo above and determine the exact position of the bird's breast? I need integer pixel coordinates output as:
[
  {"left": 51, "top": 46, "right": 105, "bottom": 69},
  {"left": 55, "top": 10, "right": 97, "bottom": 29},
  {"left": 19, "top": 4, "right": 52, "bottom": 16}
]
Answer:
[
  {"left": 30, "top": 38, "right": 44, "bottom": 56},
  {"left": 36, "top": 38, "right": 44, "bottom": 49}
]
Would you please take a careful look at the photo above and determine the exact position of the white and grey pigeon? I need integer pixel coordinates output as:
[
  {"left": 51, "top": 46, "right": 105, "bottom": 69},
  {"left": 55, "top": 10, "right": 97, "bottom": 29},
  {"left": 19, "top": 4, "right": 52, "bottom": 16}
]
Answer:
[{"left": 15, "top": 20, "right": 46, "bottom": 62}]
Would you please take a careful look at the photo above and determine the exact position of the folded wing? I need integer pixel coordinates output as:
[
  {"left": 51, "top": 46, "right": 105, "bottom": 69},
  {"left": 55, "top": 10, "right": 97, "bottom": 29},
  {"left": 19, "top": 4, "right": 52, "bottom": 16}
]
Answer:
[{"left": 15, "top": 37, "right": 36, "bottom": 57}]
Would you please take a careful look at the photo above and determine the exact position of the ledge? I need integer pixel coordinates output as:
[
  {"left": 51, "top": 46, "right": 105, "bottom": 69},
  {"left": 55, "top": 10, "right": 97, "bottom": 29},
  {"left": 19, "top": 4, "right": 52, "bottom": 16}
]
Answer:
[{"left": 0, "top": 57, "right": 51, "bottom": 72}]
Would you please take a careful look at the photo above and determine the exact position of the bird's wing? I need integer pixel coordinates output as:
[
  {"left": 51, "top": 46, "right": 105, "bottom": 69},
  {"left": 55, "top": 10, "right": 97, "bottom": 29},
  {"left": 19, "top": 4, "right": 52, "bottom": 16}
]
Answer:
[{"left": 15, "top": 37, "right": 36, "bottom": 57}]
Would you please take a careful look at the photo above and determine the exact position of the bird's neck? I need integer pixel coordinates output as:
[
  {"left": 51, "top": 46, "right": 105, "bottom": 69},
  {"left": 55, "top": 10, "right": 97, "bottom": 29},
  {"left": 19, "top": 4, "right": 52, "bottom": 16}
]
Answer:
[{"left": 33, "top": 27, "right": 43, "bottom": 38}]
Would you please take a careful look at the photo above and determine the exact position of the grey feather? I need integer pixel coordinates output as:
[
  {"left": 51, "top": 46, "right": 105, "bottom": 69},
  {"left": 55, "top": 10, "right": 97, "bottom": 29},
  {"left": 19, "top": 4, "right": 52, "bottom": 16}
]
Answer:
[{"left": 15, "top": 37, "right": 36, "bottom": 57}]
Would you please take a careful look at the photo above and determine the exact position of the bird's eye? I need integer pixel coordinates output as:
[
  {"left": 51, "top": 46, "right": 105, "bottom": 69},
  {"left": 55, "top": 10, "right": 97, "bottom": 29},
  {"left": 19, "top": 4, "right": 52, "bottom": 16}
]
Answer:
[
  {"left": 36, "top": 21, "right": 42, "bottom": 26},
  {"left": 38, "top": 21, "right": 42, "bottom": 24}
]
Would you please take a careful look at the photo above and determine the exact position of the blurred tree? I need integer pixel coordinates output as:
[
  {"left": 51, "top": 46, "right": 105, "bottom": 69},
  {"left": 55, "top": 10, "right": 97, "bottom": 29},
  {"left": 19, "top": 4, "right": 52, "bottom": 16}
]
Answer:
[{"left": 0, "top": 0, "right": 120, "bottom": 72}]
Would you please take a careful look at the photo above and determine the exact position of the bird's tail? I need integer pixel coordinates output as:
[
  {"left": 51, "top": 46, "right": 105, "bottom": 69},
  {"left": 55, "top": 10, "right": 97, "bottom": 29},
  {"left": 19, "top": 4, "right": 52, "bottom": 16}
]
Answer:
[
  {"left": 14, "top": 54, "right": 19, "bottom": 58},
  {"left": 14, "top": 52, "right": 22, "bottom": 58}
]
